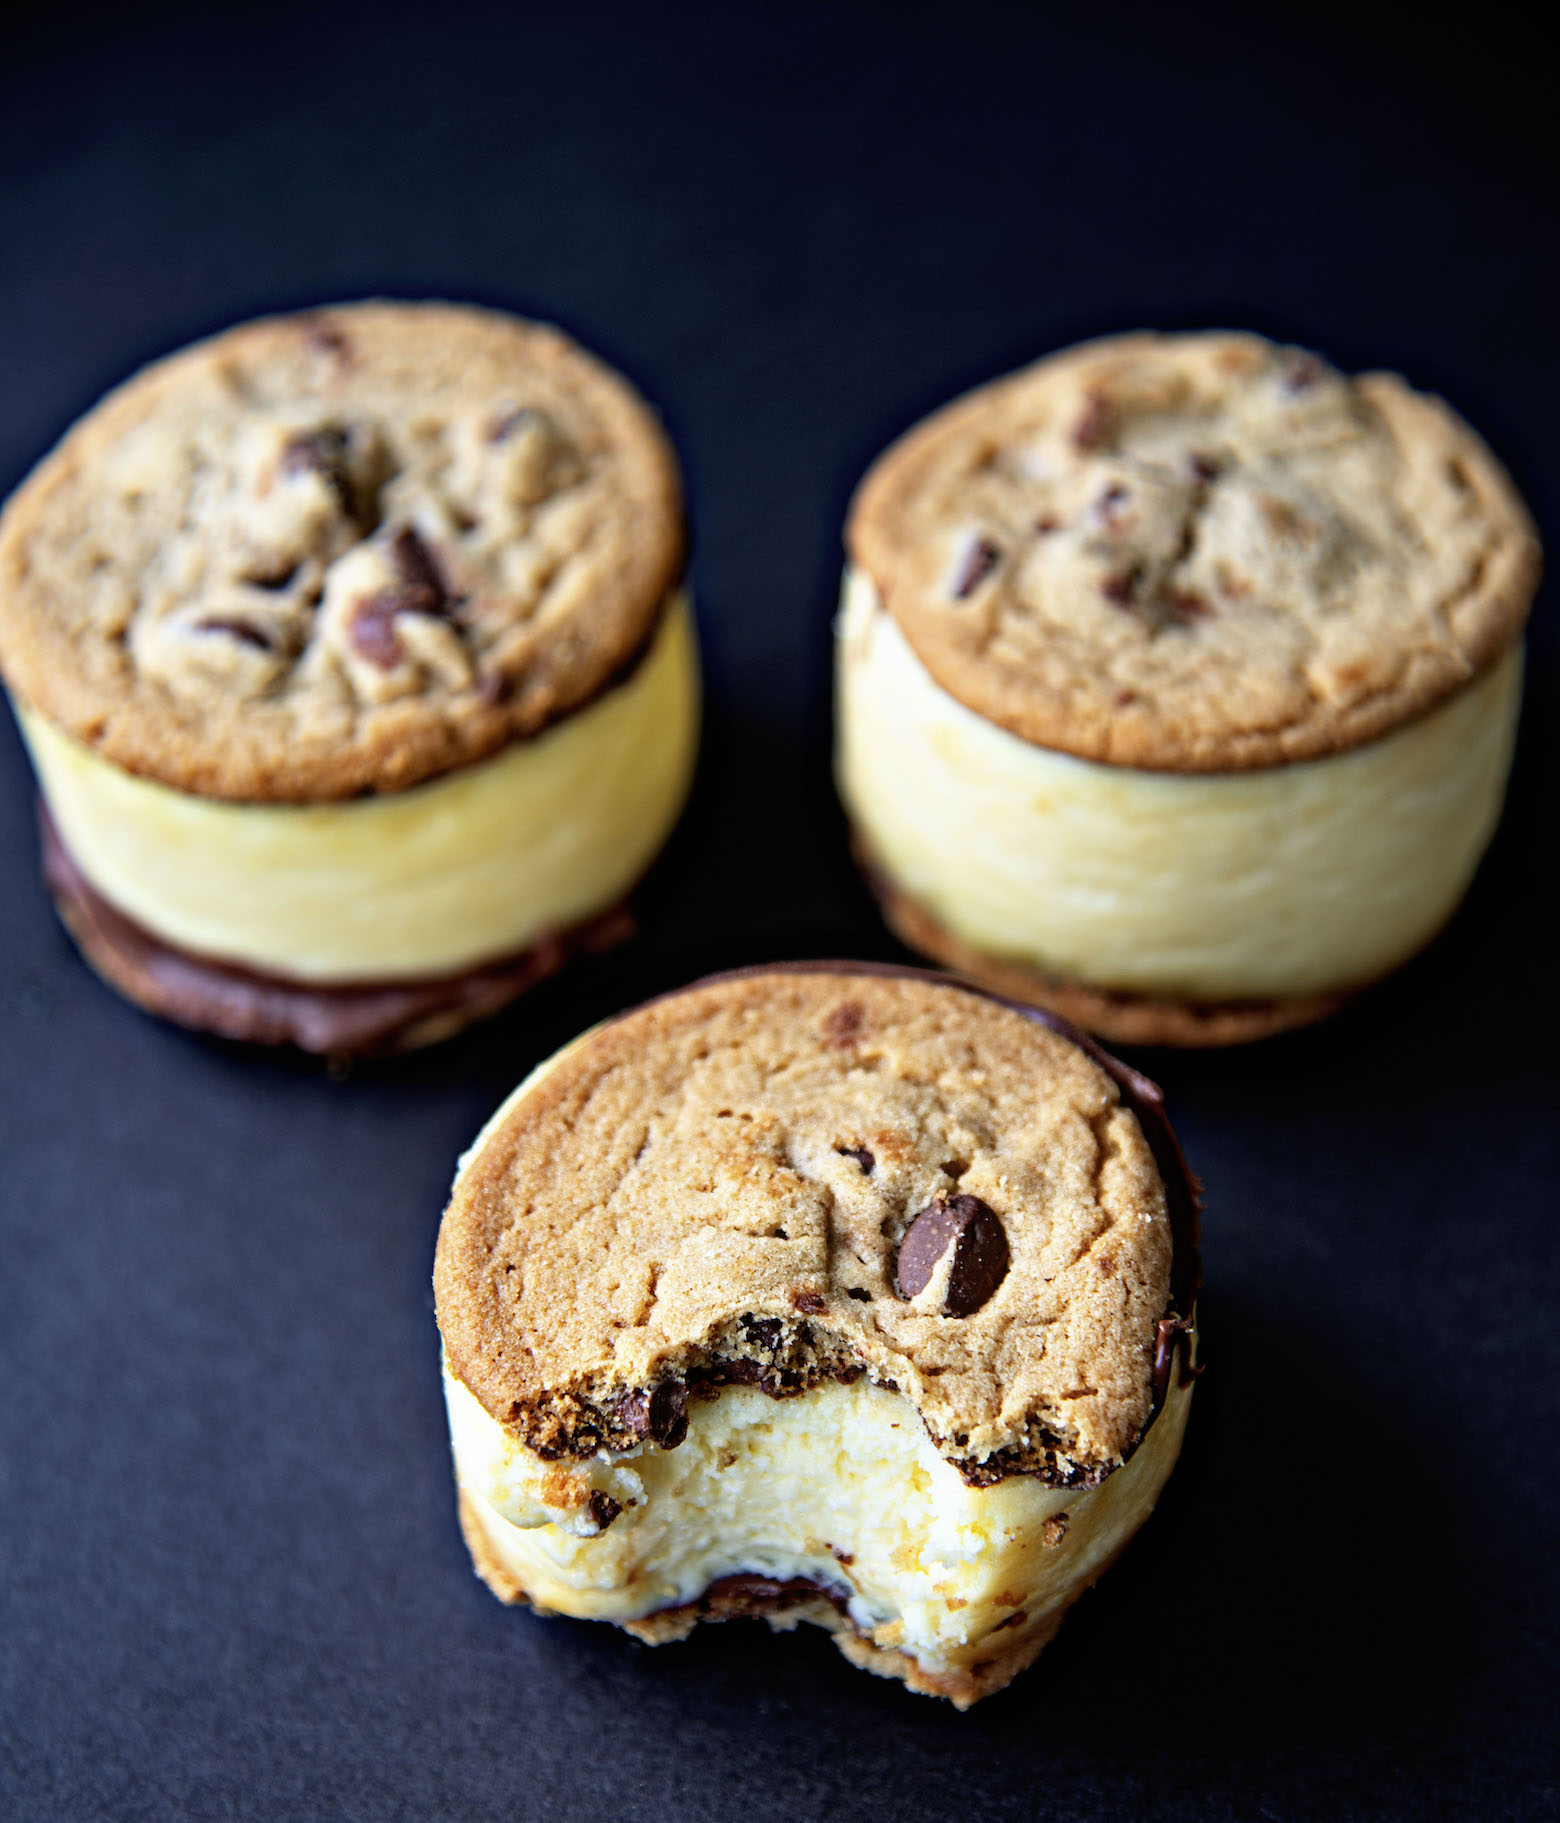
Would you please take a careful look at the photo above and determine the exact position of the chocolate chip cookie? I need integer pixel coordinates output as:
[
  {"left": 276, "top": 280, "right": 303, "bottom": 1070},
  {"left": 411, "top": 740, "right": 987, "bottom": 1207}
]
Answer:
[{"left": 435, "top": 964, "right": 1200, "bottom": 1706}]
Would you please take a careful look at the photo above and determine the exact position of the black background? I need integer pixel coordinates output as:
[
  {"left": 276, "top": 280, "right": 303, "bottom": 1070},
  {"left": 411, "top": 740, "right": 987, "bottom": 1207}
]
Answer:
[{"left": 2, "top": 4, "right": 1556, "bottom": 1817}]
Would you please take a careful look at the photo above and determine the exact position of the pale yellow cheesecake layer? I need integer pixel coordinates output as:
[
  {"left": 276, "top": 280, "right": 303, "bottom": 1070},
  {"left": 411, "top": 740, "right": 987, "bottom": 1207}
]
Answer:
[
  {"left": 18, "top": 594, "right": 698, "bottom": 982},
  {"left": 445, "top": 1361, "right": 1191, "bottom": 1682},
  {"left": 836, "top": 568, "right": 1520, "bottom": 1001}
]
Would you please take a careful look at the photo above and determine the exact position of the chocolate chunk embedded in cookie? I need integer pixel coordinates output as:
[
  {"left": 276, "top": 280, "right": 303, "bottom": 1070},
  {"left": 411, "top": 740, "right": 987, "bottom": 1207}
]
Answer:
[{"left": 435, "top": 964, "right": 1200, "bottom": 1707}]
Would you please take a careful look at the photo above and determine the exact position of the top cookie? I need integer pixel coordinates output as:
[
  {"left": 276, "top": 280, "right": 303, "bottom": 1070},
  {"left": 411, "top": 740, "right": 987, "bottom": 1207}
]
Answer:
[
  {"left": 434, "top": 966, "right": 1193, "bottom": 1487},
  {"left": 0, "top": 302, "right": 684, "bottom": 801},
  {"left": 848, "top": 331, "right": 1539, "bottom": 771}
]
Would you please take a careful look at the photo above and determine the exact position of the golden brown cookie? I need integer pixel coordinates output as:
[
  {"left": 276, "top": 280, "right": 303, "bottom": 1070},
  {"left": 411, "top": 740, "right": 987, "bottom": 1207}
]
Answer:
[
  {"left": 435, "top": 964, "right": 1200, "bottom": 1704},
  {"left": 0, "top": 301, "right": 684, "bottom": 802},
  {"left": 849, "top": 330, "right": 1537, "bottom": 772}
]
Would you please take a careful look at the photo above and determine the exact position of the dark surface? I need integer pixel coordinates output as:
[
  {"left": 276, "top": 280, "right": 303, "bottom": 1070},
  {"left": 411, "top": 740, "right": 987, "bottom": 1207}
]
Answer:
[{"left": 1, "top": 4, "right": 1556, "bottom": 1818}]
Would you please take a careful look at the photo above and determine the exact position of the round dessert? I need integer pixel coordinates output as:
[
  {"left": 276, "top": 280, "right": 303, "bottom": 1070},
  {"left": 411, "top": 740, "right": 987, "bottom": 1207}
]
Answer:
[
  {"left": 838, "top": 331, "right": 1540, "bottom": 1045},
  {"left": 0, "top": 302, "right": 697, "bottom": 1053},
  {"left": 434, "top": 964, "right": 1201, "bottom": 1708}
]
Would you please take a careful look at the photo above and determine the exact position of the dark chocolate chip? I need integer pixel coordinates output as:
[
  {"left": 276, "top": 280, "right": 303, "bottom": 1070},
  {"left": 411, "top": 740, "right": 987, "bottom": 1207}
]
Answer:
[
  {"left": 193, "top": 616, "right": 274, "bottom": 651},
  {"left": 823, "top": 1002, "right": 864, "bottom": 1047},
  {"left": 741, "top": 1316, "right": 782, "bottom": 1349},
  {"left": 846, "top": 1287, "right": 872, "bottom": 1302},
  {"left": 894, "top": 1194, "right": 1010, "bottom": 1316},
  {"left": 587, "top": 1490, "right": 623, "bottom": 1531},
  {"left": 280, "top": 426, "right": 348, "bottom": 480},
  {"left": 834, "top": 1143, "right": 875, "bottom": 1175},
  {"left": 646, "top": 1379, "right": 688, "bottom": 1449},
  {"left": 951, "top": 536, "right": 1002, "bottom": 600},
  {"left": 1100, "top": 568, "right": 1138, "bottom": 605},
  {"left": 388, "top": 526, "right": 449, "bottom": 616},
  {"left": 1188, "top": 451, "right": 1221, "bottom": 482},
  {"left": 349, "top": 597, "right": 405, "bottom": 669},
  {"left": 791, "top": 1289, "right": 827, "bottom": 1315}
]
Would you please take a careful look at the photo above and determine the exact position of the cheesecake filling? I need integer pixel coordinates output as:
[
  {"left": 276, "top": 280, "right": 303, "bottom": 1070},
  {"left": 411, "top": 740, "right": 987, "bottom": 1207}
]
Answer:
[
  {"left": 444, "top": 1360, "right": 1193, "bottom": 1678},
  {"left": 836, "top": 567, "right": 1521, "bottom": 1002},
  {"left": 17, "top": 593, "right": 697, "bottom": 983}
]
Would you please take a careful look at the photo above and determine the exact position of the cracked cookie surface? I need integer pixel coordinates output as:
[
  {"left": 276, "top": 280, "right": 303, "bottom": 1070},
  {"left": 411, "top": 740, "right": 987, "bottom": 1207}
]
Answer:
[
  {"left": 848, "top": 330, "right": 1538, "bottom": 771},
  {"left": 0, "top": 302, "right": 684, "bottom": 801},
  {"left": 434, "top": 967, "right": 1176, "bottom": 1483}
]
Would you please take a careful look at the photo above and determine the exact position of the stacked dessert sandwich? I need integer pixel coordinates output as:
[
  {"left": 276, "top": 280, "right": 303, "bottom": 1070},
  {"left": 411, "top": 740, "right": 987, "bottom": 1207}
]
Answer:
[
  {"left": 435, "top": 965, "right": 1200, "bottom": 1707},
  {"left": 0, "top": 302, "right": 696, "bottom": 1054},
  {"left": 838, "top": 332, "right": 1539, "bottom": 1043}
]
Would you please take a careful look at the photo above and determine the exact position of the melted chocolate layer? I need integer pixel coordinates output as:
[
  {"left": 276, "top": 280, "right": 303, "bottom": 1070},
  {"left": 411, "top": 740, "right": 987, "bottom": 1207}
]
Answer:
[{"left": 39, "top": 803, "right": 634, "bottom": 1057}]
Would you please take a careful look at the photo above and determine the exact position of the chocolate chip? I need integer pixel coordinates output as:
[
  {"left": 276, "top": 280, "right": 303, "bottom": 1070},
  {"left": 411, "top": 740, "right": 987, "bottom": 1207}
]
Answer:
[
  {"left": 1188, "top": 451, "right": 1221, "bottom": 482},
  {"left": 835, "top": 1143, "right": 875, "bottom": 1175},
  {"left": 193, "top": 616, "right": 274, "bottom": 651},
  {"left": 1100, "top": 568, "right": 1138, "bottom": 605},
  {"left": 991, "top": 1611, "right": 1027, "bottom": 1632},
  {"left": 278, "top": 426, "right": 380, "bottom": 525},
  {"left": 280, "top": 426, "right": 348, "bottom": 481},
  {"left": 349, "top": 597, "right": 405, "bottom": 668},
  {"left": 388, "top": 526, "right": 449, "bottom": 616},
  {"left": 791, "top": 1289, "right": 827, "bottom": 1315},
  {"left": 587, "top": 1490, "right": 622, "bottom": 1531},
  {"left": 950, "top": 536, "right": 1001, "bottom": 600},
  {"left": 823, "top": 1002, "right": 864, "bottom": 1047},
  {"left": 646, "top": 1379, "right": 688, "bottom": 1448},
  {"left": 894, "top": 1194, "right": 1010, "bottom": 1316},
  {"left": 741, "top": 1316, "right": 782, "bottom": 1349},
  {"left": 846, "top": 1287, "right": 872, "bottom": 1302}
]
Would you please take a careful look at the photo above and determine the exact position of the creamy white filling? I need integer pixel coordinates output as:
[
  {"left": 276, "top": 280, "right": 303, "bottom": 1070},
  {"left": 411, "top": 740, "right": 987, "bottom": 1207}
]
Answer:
[
  {"left": 18, "top": 593, "right": 698, "bottom": 981},
  {"left": 445, "top": 1364, "right": 1192, "bottom": 1676},
  {"left": 835, "top": 567, "right": 1521, "bottom": 1001}
]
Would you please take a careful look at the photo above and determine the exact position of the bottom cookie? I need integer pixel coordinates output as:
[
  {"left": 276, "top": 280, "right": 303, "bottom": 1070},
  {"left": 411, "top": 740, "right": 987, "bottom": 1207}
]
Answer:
[
  {"left": 854, "top": 836, "right": 1345, "bottom": 1047},
  {"left": 39, "top": 804, "right": 634, "bottom": 1057}
]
